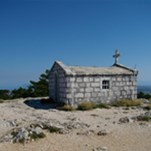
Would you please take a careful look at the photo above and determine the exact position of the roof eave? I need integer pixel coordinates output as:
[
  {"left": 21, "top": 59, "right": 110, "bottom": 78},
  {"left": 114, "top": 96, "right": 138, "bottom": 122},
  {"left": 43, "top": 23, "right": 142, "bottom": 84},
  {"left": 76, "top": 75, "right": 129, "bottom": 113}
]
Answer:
[{"left": 112, "top": 63, "right": 138, "bottom": 75}]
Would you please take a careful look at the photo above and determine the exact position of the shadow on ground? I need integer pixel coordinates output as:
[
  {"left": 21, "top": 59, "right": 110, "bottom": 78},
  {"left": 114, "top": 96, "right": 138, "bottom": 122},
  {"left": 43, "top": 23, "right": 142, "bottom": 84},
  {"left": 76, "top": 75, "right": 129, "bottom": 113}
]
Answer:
[{"left": 24, "top": 99, "right": 58, "bottom": 110}]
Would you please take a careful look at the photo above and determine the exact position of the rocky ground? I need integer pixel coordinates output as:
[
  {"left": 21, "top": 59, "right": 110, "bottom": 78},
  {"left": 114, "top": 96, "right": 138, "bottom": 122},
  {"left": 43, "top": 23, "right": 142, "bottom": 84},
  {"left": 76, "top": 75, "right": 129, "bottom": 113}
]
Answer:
[{"left": 0, "top": 98, "right": 151, "bottom": 151}]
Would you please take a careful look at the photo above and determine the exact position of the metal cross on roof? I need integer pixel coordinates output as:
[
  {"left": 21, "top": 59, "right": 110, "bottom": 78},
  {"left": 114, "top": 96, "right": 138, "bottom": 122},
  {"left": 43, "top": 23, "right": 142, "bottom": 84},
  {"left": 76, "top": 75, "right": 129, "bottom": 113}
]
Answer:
[{"left": 113, "top": 49, "right": 120, "bottom": 64}]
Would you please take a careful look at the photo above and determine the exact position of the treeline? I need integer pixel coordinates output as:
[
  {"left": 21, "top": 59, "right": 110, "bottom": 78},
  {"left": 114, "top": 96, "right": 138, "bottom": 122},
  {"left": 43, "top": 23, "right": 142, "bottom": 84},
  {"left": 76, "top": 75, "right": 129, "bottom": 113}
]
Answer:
[
  {"left": 137, "top": 91, "right": 151, "bottom": 99},
  {"left": 0, "top": 70, "right": 49, "bottom": 100},
  {"left": 0, "top": 69, "right": 151, "bottom": 100}
]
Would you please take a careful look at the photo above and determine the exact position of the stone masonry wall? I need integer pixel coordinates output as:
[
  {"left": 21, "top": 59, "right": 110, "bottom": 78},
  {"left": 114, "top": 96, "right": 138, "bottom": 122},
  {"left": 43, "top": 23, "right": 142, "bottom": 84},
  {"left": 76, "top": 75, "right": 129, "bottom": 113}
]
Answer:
[
  {"left": 65, "top": 75, "right": 137, "bottom": 106},
  {"left": 49, "top": 64, "right": 137, "bottom": 106},
  {"left": 49, "top": 63, "right": 68, "bottom": 104}
]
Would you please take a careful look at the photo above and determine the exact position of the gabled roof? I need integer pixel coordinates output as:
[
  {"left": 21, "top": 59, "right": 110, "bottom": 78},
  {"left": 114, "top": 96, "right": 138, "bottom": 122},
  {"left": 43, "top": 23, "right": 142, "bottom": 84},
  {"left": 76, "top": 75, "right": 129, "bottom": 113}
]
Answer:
[{"left": 52, "top": 61, "right": 138, "bottom": 76}]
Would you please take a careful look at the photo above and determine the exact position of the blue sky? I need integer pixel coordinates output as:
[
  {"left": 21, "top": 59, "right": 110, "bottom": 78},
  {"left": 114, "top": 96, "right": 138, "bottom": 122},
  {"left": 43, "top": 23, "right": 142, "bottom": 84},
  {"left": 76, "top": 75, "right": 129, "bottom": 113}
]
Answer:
[{"left": 0, "top": 0, "right": 151, "bottom": 89}]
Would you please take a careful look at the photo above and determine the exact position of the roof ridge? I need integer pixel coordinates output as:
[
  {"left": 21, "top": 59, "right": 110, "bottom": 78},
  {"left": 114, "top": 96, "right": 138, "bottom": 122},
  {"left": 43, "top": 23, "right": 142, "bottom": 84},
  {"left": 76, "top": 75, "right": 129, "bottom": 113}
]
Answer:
[{"left": 112, "top": 63, "right": 137, "bottom": 72}]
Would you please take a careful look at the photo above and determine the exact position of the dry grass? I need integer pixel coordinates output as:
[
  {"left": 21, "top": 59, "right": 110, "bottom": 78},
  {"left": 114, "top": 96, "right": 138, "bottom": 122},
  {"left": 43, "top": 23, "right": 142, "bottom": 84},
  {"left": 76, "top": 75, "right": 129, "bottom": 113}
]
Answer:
[
  {"left": 78, "top": 102, "right": 96, "bottom": 111},
  {"left": 0, "top": 99, "right": 4, "bottom": 103},
  {"left": 95, "top": 103, "right": 110, "bottom": 109},
  {"left": 112, "top": 99, "right": 142, "bottom": 107},
  {"left": 57, "top": 104, "right": 76, "bottom": 111}
]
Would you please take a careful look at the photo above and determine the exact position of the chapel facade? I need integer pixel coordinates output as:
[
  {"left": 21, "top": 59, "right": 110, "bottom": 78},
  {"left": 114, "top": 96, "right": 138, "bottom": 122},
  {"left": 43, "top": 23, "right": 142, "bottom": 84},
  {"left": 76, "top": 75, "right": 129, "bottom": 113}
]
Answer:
[{"left": 48, "top": 50, "right": 138, "bottom": 106}]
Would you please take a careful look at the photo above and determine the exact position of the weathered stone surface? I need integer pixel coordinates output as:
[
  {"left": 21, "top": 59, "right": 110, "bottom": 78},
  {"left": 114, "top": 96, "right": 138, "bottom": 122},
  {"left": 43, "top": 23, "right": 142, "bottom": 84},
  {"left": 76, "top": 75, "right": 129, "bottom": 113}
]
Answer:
[
  {"left": 91, "top": 83, "right": 100, "bottom": 87},
  {"left": 97, "top": 129, "right": 109, "bottom": 136},
  {"left": 85, "top": 88, "right": 93, "bottom": 93},
  {"left": 119, "top": 117, "right": 130, "bottom": 123},
  {"left": 85, "top": 93, "right": 91, "bottom": 97},
  {"left": 49, "top": 61, "right": 138, "bottom": 106},
  {"left": 92, "top": 146, "right": 108, "bottom": 151},
  {"left": 83, "top": 77, "right": 89, "bottom": 82},
  {"left": 76, "top": 78, "right": 83, "bottom": 82},
  {"left": 75, "top": 93, "right": 84, "bottom": 98},
  {"left": 132, "top": 111, "right": 151, "bottom": 121}
]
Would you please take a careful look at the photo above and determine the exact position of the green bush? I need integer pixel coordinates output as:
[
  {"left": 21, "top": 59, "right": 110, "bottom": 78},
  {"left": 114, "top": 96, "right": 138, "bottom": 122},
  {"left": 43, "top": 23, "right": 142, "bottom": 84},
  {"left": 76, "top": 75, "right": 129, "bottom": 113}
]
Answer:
[
  {"left": 112, "top": 99, "right": 142, "bottom": 107},
  {"left": 78, "top": 102, "right": 96, "bottom": 111}
]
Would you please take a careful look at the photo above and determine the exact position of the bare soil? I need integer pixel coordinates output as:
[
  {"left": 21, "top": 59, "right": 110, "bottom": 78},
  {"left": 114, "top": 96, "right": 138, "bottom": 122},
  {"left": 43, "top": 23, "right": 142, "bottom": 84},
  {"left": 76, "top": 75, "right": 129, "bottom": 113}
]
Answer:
[{"left": 0, "top": 98, "right": 151, "bottom": 151}]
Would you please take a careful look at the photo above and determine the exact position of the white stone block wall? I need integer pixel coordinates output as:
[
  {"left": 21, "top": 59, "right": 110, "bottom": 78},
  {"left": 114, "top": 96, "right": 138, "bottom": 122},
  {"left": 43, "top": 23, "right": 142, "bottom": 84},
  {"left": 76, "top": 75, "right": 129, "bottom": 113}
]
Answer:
[
  {"left": 49, "top": 64, "right": 137, "bottom": 105},
  {"left": 64, "top": 75, "right": 137, "bottom": 105}
]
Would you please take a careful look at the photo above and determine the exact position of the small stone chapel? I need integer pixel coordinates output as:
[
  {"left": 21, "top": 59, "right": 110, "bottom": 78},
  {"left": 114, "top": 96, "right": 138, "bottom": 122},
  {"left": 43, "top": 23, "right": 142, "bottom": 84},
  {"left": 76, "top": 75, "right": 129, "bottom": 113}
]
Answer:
[{"left": 48, "top": 50, "right": 138, "bottom": 106}]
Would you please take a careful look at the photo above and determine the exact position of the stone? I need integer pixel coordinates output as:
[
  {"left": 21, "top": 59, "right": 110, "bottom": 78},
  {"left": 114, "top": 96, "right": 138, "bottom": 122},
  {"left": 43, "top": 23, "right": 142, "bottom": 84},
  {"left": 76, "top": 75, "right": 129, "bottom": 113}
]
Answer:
[
  {"left": 94, "top": 78, "right": 100, "bottom": 82},
  {"left": 92, "top": 146, "right": 108, "bottom": 151},
  {"left": 76, "top": 78, "right": 83, "bottom": 82},
  {"left": 133, "top": 111, "right": 151, "bottom": 121},
  {"left": 119, "top": 117, "right": 130, "bottom": 123},
  {"left": 32, "top": 127, "right": 43, "bottom": 135},
  {"left": 79, "top": 83, "right": 86, "bottom": 87},
  {"left": 91, "top": 83, "right": 100, "bottom": 87},
  {"left": 144, "top": 111, "right": 151, "bottom": 117},
  {"left": 83, "top": 77, "right": 89, "bottom": 82},
  {"left": 85, "top": 93, "right": 91, "bottom": 97},
  {"left": 75, "top": 93, "right": 84, "bottom": 98},
  {"left": 97, "top": 129, "right": 109, "bottom": 136},
  {"left": 85, "top": 88, "right": 93, "bottom": 93}
]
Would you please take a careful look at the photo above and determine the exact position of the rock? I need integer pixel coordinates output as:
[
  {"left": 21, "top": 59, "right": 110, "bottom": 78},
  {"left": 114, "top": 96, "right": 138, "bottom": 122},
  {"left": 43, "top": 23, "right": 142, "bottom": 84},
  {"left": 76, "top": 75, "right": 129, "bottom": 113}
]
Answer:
[
  {"left": 0, "top": 134, "right": 13, "bottom": 143},
  {"left": 119, "top": 117, "right": 130, "bottom": 123},
  {"left": 15, "top": 128, "right": 29, "bottom": 143},
  {"left": 32, "top": 127, "right": 43, "bottom": 135},
  {"left": 144, "top": 111, "right": 151, "bottom": 117},
  {"left": 132, "top": 111, "right": 151, "bottom": 121},
  {"left": 77, "top": 130, "right": 94, "bottom": 136},
  {"left": 92, "top": 146, "right": 108, "bottom": 151},
  {"left": 59, "top": 128, "right": 69, "bottom": 134},
  {"left": 0, "top": 123, "right": 47, "bottom": 144},
  {"left": 97, "top": 129, "right": 109, "bottom": 136},
  {"left": 0, "top": 120, "right": 17, "bottom": 128},
  {"left": 63, "top": 122, "right": 90, "bottom": 130}
]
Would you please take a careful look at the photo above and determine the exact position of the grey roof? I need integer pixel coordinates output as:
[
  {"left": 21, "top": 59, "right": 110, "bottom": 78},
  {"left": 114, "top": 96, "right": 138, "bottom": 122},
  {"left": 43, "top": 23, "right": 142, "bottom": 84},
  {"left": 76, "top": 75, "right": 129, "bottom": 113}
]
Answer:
[{"left": 54, "top": 61, "right": 138, "bottom": 76}]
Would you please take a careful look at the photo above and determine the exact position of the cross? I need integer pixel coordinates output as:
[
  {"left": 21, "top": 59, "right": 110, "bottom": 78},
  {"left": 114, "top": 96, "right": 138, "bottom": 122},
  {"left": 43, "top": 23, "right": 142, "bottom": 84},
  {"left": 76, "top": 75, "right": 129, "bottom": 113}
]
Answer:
[{"left": 113, "top": 49, "right": 120, "bottom": 64}]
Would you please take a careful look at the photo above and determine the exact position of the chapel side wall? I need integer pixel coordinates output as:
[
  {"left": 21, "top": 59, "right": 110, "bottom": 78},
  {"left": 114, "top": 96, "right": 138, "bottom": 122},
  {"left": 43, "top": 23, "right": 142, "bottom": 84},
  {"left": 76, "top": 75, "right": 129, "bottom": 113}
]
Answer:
[
  {"left": 65, "top": 74, "right": 137, "bottom": 105},
  {"left": 48, "top": 64, "right": 67, "bottom": 103}
]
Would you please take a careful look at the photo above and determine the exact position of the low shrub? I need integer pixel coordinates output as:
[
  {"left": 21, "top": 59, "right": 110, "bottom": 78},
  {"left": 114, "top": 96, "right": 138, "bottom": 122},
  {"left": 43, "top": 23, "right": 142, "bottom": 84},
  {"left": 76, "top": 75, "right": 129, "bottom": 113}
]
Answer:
[
  {"left": 58, "top": 104, "right": 75, "bottom": 111},
  {"left": 29, "top": 132, "right": 46, "bottom": 140},
  {"left": 11, "top": 131, "right": 18, "bottom": 137},
  {"left": 95, "top": 103, "right": 110, "bottom": 109},
  {"left": 112, "top": 99, "right": 142, "bottom": 107},
  {"left": 143, "top": 104, "right": 151, "bottom": 110},
  {"left": 48, "top": 126, "right": 61, "bottom": 133},
  {"left": 0, "top": 99, "right": 4, "bottom": 103},
  {"left": 11, "top": 130, "right": 46, "bottom": 144},
  {"left": 137, "top": 116, "right": 151, "bottom": 121},
  {"left": 78, "top": 102, "right": 96, "bottom": 111}
]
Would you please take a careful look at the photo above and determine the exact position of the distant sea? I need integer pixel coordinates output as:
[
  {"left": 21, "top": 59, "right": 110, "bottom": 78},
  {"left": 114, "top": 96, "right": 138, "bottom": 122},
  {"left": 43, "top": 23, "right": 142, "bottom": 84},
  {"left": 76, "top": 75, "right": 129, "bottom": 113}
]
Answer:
[{"left": 138, "top": 85, "right": 151, "bottom": 94}]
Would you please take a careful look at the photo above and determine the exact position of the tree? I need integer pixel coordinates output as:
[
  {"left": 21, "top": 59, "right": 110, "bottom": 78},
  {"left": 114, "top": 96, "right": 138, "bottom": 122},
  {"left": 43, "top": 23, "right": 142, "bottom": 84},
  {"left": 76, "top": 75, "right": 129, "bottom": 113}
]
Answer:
[
  {"left": 28, "top": 69, "right": 49, "bottom": 97},
  {"left": 11, "top": 87, "right": 29, "bottom": 99},
  {"left": 137, "top": 91, "right": 151, "bottom": 99},
  {"left": 0, "top": 90, "right": 11, "bottom": 100},
  {"left": 0, "top": 69, "right": 49, "bottom": 99}
]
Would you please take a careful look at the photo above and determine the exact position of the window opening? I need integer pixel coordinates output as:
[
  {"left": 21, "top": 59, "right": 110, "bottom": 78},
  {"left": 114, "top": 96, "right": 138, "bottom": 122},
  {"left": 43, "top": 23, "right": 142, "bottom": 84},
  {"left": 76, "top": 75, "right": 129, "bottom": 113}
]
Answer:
[{"left": 102, "top": 80, "right": 110, "bottom": 89}]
